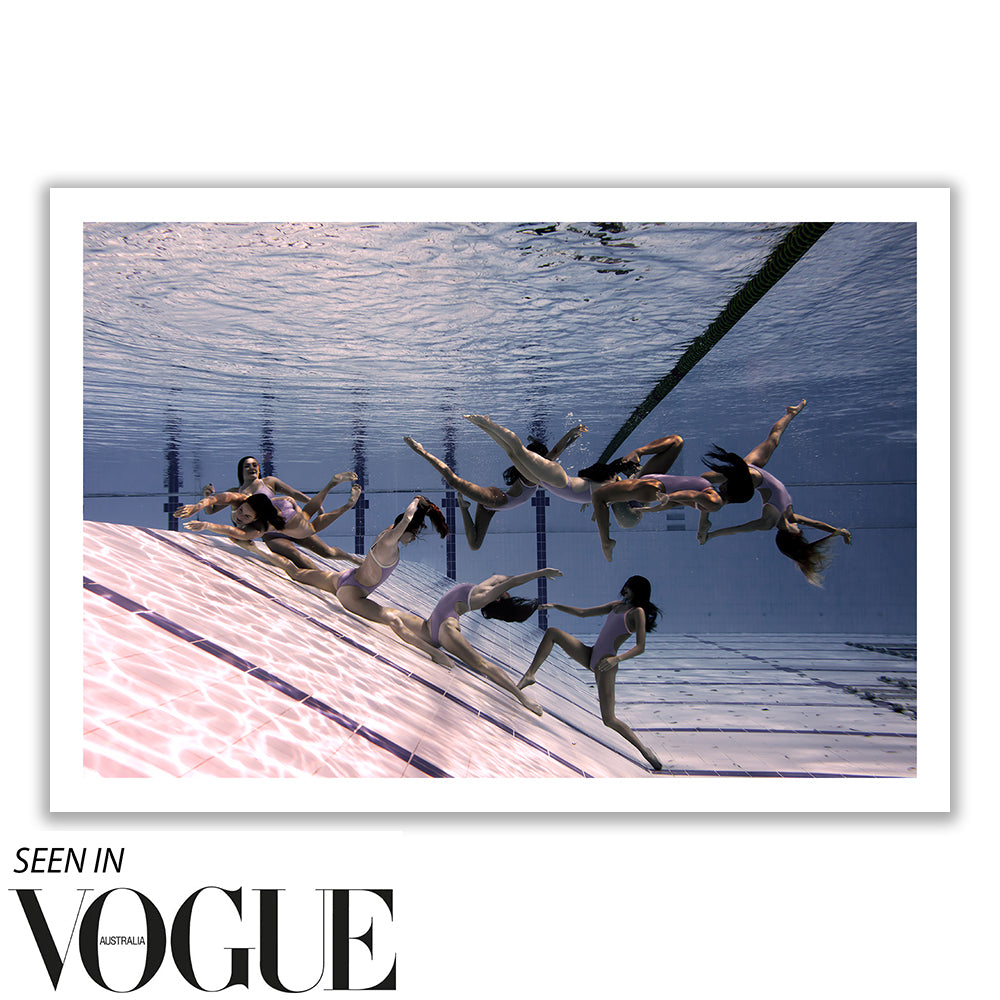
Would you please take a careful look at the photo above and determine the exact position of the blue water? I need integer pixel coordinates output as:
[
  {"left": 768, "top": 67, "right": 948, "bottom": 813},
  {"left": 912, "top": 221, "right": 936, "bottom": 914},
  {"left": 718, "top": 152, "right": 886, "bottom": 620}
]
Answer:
[{"left": 83, "top": 221, "right": 916, "bottom": 633}]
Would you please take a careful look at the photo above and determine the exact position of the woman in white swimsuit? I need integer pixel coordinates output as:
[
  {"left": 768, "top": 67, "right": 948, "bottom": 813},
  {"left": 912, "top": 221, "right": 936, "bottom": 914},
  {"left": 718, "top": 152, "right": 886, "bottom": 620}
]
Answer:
[
  {"left": 175, "top": 470, "right": 362, "bottom": 549},
  {"left": 333, "top": 496, "right": 454, "bottom": 666},
  {"left": 403, "top": 423, "right": 586, "bottom": 549},
  {"left": 178, "top": 455, "right": 362, "bottom": 565},
  {"left": 517, "top": 576, "right": 663, "bottom": 771},
  {"left": 696, "top": 402, "right": 852, "bottom": 585}
]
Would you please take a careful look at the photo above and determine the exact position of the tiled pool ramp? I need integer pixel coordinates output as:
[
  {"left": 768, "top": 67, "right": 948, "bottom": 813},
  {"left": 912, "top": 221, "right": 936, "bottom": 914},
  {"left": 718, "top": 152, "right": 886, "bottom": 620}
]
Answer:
[{"left": 82, "top": 523, "right": 917, "bottom": 779}]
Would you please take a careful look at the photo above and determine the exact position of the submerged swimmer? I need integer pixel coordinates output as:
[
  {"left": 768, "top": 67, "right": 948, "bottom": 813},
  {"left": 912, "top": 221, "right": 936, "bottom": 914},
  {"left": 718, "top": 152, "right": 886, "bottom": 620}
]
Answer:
[
  {"left": 589, "top": 438, "right": 755, "bottom": 561},
  {"left": 177, "top": 456, "right": 362, "bottom": 566},
  {"left": 403, "top": 422, "right": 586, "bottom": 549},
  {"left": 695, "top": 402, "right": 852, "bottom": 585},
  {"left": 263, "top": 545, "right": 557, "bottom": 715},
  {"left": 175, "top": 470, "right": 363, "bottom": 549},
  {"left": 392, "top": 568, "right": 564, "bottom": 716},
  {"left": 447, "top": 415, "right": 690, "bottom": 532},
  {"left": 333, "top": 496, "right": 454, "bottom": 666},
  {"left": 517, "top": 576, "right": 663, "bottom": 771}
]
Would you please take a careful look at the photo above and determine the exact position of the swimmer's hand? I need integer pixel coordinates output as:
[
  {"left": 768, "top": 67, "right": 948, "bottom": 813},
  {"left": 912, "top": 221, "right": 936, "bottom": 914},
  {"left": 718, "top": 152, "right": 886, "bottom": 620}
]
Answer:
[
  {"left": 838, "top": 528, "right": 852, "bottom": 545},
  {"left": 174, "top": 504, "right": 200, "bottom": 519},
  {"left": 595, "top": 655, "right": 619, "bottom": 673},
  {"left": 183, "top": 521, "right": 209, "bottom": 532},
  {"left": 635, "top": 500, "right": 672, "bottom": 513}
]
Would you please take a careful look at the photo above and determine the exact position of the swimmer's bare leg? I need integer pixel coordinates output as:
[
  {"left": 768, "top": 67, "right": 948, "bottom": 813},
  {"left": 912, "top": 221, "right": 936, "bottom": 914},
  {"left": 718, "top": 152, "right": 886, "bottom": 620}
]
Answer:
[
  {"left": 696, "top": 510, "right": 712, "bottom": 545},
  {"left": 518, "top": 627, "right": 591, "bottom": 689},
  {"left": 263, "top": 535, "right": 320, "bottom": 570},
  {"left": 463, "top": 414, "right": 569, "bottom": 489},
  {"left": 403, "top": 436, "right": 507, "bottom": 507},
  {"left": 632, "top": 433, "right": 685, "bottom": 476},
  {"left": 286, "top": 530, "right": 362, "bottom": 564},
  {"left": 597, "top": 668, "right": 662, "bottom": 771},
  {"left": 440, "top": 624, "right": 542, "bottom": 715},
  {"left": 743, "top": 400, "right": 807, "bottom": 468}
]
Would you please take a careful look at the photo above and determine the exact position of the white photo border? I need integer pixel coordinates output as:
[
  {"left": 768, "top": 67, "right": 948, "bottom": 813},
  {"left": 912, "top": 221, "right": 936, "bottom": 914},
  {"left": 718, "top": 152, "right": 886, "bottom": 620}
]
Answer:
[{"left": 52, "top": 187, "right": 949, "bottom": 812}]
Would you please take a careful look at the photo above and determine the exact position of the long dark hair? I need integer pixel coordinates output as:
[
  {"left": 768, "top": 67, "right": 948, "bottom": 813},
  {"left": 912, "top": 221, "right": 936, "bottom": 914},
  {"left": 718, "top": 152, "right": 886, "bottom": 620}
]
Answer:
[
  {"left": 394, "top": 495, "right": 449, "bottom": 539},
  {"left": 622, "top": 575, "right": 659, "bottom": 631},
  {"left": 503, "top": 437, "right": 547, "bottom": 486},
  {"left": 702, "top": 445, "right": 754, "bottom": 504},
  {"left": 239, "top": 492, "right": 286, "bottom": 532},
  {"left": 236, "top": 455, "right": 259, "bottom": 485},
  {"left": 775, "top": 528, "right": 834, "bottom": 587},
  {"left": 577, "top": 456, "right": 642, "bottom": 483},
  {"left": 480, "top": 595, "right": 539, "bottom": 623}
]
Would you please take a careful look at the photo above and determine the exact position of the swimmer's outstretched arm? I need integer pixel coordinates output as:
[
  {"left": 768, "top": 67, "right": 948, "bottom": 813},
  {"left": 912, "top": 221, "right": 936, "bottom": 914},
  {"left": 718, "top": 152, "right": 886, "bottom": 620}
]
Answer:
[
  {"left": 789, "top": 513, "right": 852, "bottom": 543},
  {"left": 387, "top": 495, "right": 422, "bottom": 540},
  {"left": 467, "top": 567, "right": 562, "bottom": 610},
  {"left": 182, "top": 521, "right": 263, "bottom": 541},
  {"left": 174, "top": 491, "right": 249, "bottom": 519},
  {"left": 545, "top": 423, "right": 588, "bottom": 461},
  {"left": 702, "top": 514, "right": 776, "bottom": 542},
  {"left": 653, "top": 488, "right": 724, "bottom": 513},
  {"left": 542, "top": 601, "right": 615, "bottom": 618}
]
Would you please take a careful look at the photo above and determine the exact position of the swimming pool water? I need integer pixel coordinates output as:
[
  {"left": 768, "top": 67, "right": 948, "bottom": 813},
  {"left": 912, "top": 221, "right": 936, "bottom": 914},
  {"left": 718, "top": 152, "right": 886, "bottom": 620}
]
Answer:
[{"left": 82, "top": 220, "right": 916, "bottom": 633}]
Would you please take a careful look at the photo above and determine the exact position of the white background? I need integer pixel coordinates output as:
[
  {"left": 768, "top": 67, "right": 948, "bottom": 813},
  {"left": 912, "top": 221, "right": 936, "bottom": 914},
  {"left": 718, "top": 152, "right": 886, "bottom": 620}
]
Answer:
[{"left": 5, "top": 3, "right": 993, "bottom": 997}]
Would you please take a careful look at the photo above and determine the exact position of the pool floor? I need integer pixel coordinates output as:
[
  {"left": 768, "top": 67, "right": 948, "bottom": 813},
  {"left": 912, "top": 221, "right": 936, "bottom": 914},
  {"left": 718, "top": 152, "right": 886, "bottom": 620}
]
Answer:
[{"left": 80, "top": 523, "right": 917, "bottom": 780}]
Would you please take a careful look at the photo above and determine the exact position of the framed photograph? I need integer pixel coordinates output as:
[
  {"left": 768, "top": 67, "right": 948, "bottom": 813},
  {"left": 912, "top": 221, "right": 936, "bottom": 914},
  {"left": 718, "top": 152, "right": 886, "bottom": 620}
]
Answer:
[{"left": 53, "top": 188, "right": 948, "bottom": 812}]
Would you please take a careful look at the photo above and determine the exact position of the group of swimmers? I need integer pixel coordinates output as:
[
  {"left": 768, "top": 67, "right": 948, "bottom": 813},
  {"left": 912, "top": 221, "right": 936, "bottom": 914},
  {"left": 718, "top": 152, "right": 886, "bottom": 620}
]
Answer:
[{"left": 174, "top": 401, "right": 851, "bottom": 773}]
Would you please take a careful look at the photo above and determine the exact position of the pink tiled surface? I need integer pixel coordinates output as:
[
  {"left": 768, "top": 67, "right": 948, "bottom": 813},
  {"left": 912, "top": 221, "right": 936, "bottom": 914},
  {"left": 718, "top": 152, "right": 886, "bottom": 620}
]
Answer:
[{"left": 80, "top": 524, "right": 916, "bottom": 781}]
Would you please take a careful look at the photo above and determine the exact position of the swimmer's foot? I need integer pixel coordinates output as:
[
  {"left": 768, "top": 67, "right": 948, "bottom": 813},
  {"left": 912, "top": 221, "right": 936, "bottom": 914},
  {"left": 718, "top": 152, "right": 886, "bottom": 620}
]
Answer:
[
  {"left": 518, "top": 691, "right": 543, "bottom": 716},
  {"left": 645, "top": 750, "right": 663, "bottom": 772},
  {"left": 516, "top": 672, "right": 536, "bottom": 690},
  {"left": 788, "top": 399, "right": 807, "bottom": 416},
  {"left": 541, "top": 567, "right": 563, "bottom": 579},
  {"left": 462, "top": 414, "right": 493, "bottom": 429},
  {"left": 601, "top": 538, "right": 616, "bottom": 563},
  {"left": 332, "top": 470, "right": 358, "bottom": 484},
  {"left": 464, "top": 414, "right": 512, "bottom": 442},
  {"left": 402, "top": 435, "right": 424, "bottom": 455},
  {"left": 697, "top": 520, "right": 711, "bottom": 544}
]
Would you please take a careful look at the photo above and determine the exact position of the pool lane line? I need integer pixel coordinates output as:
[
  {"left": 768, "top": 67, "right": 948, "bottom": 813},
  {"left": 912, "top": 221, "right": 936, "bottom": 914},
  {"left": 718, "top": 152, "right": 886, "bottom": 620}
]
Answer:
[
  {"left": 83, "top": 576, "right": 449, "bottom": 778},
  {"left": 634, "top": 726, "right": 915, "bottom": 739},
  {"left": 693, "top": 635, "right": 918, "bottom": 719},
  {"left": 599, "top": 222, "right": 834, "bottom": 462},
  {"left": 131, "top": 529, "right": 600, "bottom": 777}
]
